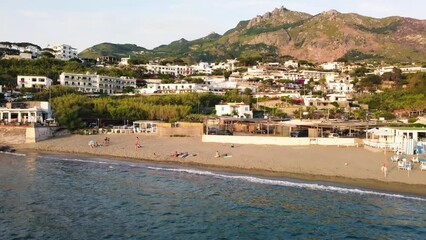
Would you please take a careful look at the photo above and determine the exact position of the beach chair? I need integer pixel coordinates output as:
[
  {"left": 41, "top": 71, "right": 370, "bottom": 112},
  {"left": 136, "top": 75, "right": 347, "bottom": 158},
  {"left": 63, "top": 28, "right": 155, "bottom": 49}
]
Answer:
[
  {"left": 397, "top": 161, "right": 405, "bottom": 170},
  {"left": 421, "top": 162, "right": 426, "bottom": 171},
  {"left": 405, "top": 162, "right": 412, "bottom": 171},
  {"left": 412, "top": 155, "right": 419, "bottom": 163},
  {"left": 390, "top": 155, "right": 399, "bottom": 162}
]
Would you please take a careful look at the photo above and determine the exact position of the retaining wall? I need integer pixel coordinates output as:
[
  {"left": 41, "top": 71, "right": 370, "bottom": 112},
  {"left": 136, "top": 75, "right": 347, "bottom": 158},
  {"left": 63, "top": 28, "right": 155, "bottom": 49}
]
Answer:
[{"left": 202, "top": 135, "right": 358, "bottom": 147}]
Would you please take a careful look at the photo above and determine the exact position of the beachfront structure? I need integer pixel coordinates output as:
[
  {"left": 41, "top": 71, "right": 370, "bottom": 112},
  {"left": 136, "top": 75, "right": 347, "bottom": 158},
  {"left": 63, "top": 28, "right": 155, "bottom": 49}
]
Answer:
[
  {"left": 16, "top": 75, "right": 53, "bottom": 89},
  {"left": 59, "top": 72, "right": 136, "bottom": 94},
  {"left": 139, "top": 83, "right": 201, "bottom": 94},
  {"left": 132, "top": 120, "right": 159, "bottom": 134},
  {"left": 47, "top": 44, "right": 78, "bottom": 60},
  {"left": 364, "top": 127, "right": 426, "bottom": 154},
  {"left": 215, "top": 102, "right": 253, "bottom": 118},
  {"left": 0, "top": 101, "right": 51, "bottom": 124},
  {"left": 143, "top": 64, "right": 193, "bottom": 76}
]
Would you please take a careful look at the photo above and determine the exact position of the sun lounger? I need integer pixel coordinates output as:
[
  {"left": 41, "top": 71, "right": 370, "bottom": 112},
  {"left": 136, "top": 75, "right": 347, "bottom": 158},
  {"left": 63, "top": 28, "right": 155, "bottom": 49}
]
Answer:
[
  {"left": 404, "top": 162, "right": 412, "bottom": 171},
  {"left": 421, "top": 162, "right": 426, "bottom": 171},
  {"left": 397, "top": 161, "right": 405, "bottom": 170},
  {"left": 412, "top": 156, "right": 419, "bottom": 163},
  {"left": 390, "top": 155, "right": 399, "bottom": 162}
]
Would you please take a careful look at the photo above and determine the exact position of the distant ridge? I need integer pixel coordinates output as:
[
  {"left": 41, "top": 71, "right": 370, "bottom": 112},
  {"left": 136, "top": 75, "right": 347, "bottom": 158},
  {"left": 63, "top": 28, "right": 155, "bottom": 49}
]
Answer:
[{"left": 79, "top": 6, "right": 426, "bottom": 62}]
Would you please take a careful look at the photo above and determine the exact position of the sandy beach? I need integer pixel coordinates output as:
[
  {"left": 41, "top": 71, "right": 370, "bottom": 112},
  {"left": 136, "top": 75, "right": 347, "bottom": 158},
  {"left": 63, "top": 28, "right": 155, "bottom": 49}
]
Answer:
[{"left": 16, "top": 134, "right": 426, "bottom": 195}]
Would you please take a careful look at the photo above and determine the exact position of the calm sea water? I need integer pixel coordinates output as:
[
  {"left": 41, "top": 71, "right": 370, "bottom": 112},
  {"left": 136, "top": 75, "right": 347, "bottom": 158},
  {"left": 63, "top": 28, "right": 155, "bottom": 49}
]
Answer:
[{"left": 0, "top": 152, "right": 425, "bottom": 239}]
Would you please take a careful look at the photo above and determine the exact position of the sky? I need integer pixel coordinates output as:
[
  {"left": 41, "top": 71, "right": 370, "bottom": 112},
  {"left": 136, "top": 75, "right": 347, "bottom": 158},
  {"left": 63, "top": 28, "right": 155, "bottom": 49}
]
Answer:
[{"left": 1, "top": 0, "right": 425, "bottom": 52}]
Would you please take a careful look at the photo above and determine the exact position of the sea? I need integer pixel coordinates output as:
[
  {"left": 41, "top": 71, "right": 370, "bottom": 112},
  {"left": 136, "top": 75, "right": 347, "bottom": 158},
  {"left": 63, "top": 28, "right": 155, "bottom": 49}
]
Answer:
[{"left": 1, "top": 151, "right": 425, "bottom": 239}]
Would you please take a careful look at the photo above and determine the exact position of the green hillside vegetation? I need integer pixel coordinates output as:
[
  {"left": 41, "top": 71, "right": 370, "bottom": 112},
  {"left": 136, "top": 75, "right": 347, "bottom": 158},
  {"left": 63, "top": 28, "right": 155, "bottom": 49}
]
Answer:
[
  {"left": 358, "top": 72, "right": 426, "bottom": 118},
  {"left": 78, "top": 42, "right": 148, "bottom": 59}
]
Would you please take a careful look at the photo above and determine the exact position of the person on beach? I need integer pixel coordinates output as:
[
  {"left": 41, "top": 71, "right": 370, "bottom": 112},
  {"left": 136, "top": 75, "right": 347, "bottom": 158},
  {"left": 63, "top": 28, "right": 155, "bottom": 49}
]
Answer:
[
  {"left": 215, "top": 151, "right": 221, "bottom": 158},
  {"left": 381, "top": 163, "right": 388, "bottom": 177},
  {"left": 135, "top": 137, "right": 141, "bottom": 149}
]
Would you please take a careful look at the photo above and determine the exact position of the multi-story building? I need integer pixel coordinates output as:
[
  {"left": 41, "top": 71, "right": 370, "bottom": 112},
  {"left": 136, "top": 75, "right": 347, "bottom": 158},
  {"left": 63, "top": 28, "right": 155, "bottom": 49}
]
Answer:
[
  {"left": 47, "top": 44, "right": 78, "bottom": 60},
  {"left": 301, "top": 70, "right": 337, "bottom": 81},
  {"left": 17, "top": 76, "right": 53, "bottom": 89},
  {"left": 144, "top": 64, "right": 193, "bottom": 76},
  {"left": 140, "top": 83, "right": 201, "bottom": 94},
  {"left": 59, "top": 72, "right": 136, "bottom": 94},
  {"left": 320, "top": 62, "right": 345, "bottom": 71}
]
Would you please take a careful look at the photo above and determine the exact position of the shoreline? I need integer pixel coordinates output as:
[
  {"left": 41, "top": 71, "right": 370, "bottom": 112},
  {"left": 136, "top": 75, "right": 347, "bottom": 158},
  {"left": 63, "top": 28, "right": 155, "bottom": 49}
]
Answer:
[{"left": 12, "top": 134, "right": 426, "bottom": 196}]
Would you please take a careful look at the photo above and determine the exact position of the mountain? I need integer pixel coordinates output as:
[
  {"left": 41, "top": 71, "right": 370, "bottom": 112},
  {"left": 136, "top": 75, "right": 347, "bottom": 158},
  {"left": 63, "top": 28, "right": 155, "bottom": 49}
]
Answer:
[
  {"left": 78, "top": 42, "right": 149, "bottom": 59},
  {"left": 80, "top": 7, "right": 426, "bottom": 62}
]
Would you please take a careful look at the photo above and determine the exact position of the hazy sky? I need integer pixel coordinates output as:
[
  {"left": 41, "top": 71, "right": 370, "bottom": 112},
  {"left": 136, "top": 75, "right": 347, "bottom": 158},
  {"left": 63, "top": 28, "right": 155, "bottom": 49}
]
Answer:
[{"left": 1, "top": 0, "right": 424, "bottom": 51}]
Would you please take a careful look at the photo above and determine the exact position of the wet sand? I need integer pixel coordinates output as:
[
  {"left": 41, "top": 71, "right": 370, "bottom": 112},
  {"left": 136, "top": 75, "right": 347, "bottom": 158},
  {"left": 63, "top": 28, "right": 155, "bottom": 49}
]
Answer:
[{"left": 16, "top": 134, "right": 426, "bottom": 196}]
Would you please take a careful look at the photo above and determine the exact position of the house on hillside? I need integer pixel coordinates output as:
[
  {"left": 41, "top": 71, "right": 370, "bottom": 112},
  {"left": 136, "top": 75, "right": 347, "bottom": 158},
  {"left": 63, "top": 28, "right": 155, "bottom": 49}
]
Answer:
[
  {"left": 17, "top": 76, "right": 53, "bottom": 89},
  {"left": 215, "top": 102, "right": 253, "bottom": 118}
]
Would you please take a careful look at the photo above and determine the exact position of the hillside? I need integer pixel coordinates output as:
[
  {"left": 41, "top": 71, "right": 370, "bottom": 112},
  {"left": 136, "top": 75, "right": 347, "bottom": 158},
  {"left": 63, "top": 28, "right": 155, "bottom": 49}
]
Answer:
[
  {"left": 78, "top": 42, "right": 149, "bottom": 59},
  {"left": 79, "top": 7, "right": 426, "bottom": 63}
]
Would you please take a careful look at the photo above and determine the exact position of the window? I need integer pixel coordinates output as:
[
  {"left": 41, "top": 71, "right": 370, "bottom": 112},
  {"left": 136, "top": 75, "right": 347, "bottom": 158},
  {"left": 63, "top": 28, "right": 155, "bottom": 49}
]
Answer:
[
  {"left": 39, "top": 78, "right": 45, "bottom": 82},
  {"left": 32, "top": 78, "right": 36, "bottom": 82}
]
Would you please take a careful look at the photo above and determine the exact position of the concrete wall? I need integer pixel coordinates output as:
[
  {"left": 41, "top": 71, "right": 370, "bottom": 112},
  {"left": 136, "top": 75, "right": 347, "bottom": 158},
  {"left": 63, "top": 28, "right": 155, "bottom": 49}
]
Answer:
[
  {"left": 202, "top": 135, "right": 358, "bottom": 146},
  {"left": 157, "top": 123, "right": 203, "bottom": 137},
  {"left": 0, "top": 127, "right": 27, "bottom": 144},
  {"left": 25, "top": 126, "right": 62, "bottom": 143}
]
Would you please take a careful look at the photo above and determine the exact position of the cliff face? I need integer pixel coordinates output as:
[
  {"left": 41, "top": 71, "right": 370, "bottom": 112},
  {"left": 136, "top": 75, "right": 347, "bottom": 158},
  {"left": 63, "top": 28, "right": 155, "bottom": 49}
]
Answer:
[{"left": 80, "top": 7, "right": 426, "bottom": 62}]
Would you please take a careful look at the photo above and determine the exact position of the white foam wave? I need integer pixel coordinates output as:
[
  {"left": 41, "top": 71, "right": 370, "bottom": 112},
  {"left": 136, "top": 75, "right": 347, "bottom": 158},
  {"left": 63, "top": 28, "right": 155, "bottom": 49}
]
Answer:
[
  {"left": 0, "top": 151, "right": 26, "bottom": 157},
  {"left": 146, "top": 166, "right": 426, "bottom": 202},
  {"left": 38, "top": 155, "right": 426, "bottom": 202}
]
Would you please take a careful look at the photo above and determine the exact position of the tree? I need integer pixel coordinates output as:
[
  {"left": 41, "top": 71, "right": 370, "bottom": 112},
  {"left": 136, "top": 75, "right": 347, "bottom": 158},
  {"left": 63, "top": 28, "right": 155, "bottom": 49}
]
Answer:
[{"left": 224, "top": 71, "right": 232, "bottom": 81}]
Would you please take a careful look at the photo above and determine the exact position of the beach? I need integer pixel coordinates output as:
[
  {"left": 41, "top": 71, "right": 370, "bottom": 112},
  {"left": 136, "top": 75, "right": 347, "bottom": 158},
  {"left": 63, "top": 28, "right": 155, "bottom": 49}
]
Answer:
[{"left": 16, "top": 134, "right": 426, "bottom": 195}]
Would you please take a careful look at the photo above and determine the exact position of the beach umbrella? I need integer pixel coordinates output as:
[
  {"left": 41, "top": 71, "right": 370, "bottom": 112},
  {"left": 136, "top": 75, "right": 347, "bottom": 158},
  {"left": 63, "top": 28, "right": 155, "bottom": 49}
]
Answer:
[{"left": 88, "top": 140, "right": 95, "bottom": 146}]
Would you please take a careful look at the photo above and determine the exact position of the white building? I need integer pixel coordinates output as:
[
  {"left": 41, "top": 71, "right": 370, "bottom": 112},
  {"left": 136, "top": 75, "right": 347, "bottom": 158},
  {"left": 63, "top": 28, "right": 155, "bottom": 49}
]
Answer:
[
  {"left": 301, "top": 70, "right": 337, "bottom": 81},
  {"left": 279, "top": 71, "right": 304, "bottom": 81},
  {"left": 17, "top": 76, "right": 53, "bottom": 89},
  {"left": 284, "top": 60, "right": 299, "bottom": 69},
  {"left": 326, "top": 81, "right": 354, "bottom": 94},
  {"left": 0, "top": 42, "right": 41, "bottom": 57},
  {"left": 320, "top": 62, "right": 345, "bottom": 71},
  {"left": 59, "top": 72, "right": 136, "bottom": 94},
  {"left": 0, "top": 101, "right": 51, "bottom": 124},
  {"left": 140, "top": 83, "right": 201, "bottom": 94},
  {"left": 144, "top": 64, "right": 193, "bottom": 76},
  {"left": 215, "top": 102, "right": 253, "bottom": 118},
  {"left": 364, "top": 127, "right": 426, "bottom": 155},
  {"left": 192, "top": 62, "right": 213, "bottom": 75},
  {"left": 47, "top": 44, "right": 78, "bottom": 60}
]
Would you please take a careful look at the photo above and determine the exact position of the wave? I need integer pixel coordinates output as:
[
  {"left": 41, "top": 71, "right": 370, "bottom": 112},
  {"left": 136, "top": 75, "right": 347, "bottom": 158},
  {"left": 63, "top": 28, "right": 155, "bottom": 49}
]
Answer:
[
  {"left": 146, "top": 166, "right": 426, "bottom": 202},
  {"left": 38, "top": 155, "right": 426, "bottom": 202},
  {"left": 0, "top": 151, "right": 26, "bottom": 157}
]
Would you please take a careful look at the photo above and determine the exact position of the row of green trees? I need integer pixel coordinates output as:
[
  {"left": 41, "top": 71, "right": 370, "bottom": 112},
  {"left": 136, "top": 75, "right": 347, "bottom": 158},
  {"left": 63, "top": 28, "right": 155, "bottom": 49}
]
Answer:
[{"left": 49, "top": 92, "right": 231, "bottom": 130}]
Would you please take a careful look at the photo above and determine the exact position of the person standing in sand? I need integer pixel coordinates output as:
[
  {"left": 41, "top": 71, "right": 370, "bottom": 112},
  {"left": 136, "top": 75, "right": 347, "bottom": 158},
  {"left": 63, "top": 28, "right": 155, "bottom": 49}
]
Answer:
[
  {"left": 135, "top": 136, "right": 141, "bottom": 149},
  {"left": 381, "top": 163, "right": 388, "bottom": 177}
]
